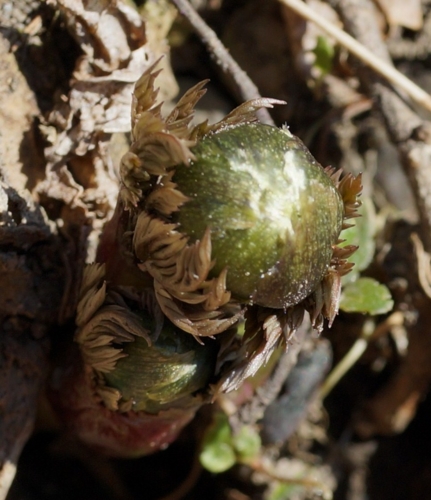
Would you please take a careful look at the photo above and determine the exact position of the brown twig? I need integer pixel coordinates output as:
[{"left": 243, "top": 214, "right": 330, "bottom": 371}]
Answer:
[{"left": 169, "top": 0, "right": 276, "bottom": 125}]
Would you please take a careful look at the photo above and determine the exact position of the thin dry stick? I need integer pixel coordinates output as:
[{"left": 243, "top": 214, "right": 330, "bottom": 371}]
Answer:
[
  {"left": 278, "top": 0, "right": 431, "bottom": 114},
  {"left": 170, "top": 0, "right": 276, "bottom": 125},
  {"left": 320, "top": 318, "right": 374, "bottom": 399},
  {"left": 320, "top": 312, "right": 404, "bottom": 398}
]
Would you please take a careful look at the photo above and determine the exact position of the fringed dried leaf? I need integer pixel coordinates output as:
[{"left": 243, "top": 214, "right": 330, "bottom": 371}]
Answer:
[
  {"left": 82, "top": 344, "right": 127, "bottom": 374},
  {"left": 118, "top": 398, "right": 134, "bottom": 413},
  {"left": 79, "top": 263, "right": 106, "bottom": 299},
  {"left": 140, "top": 223, "right": 243, "bottom": 336},
  {"left": 120, "top": 63, "right": 201, "bottom": 209},
  {"left": 76, "top": 263, "right": 107, "bottom": 327},
  {"left": 132, "top": 60, "right": 163, "bottom": 129},
  {"left": 154, "top": 282, "right": 200, "bottom": 336},
  {"left": 307, "top": 284, "right": 324, "bottom": 328},
  {"left": 338, "top": 261, "right": 355, "bottom": 276},
  {"left": 187, "top": 312, "right": 244, "bottom": 337},
  {"left": 155, "top": 228, "right": 212, "bottom": 292},
  {"left": 145, "top": 175, "right": 190, "bottom": 216},
  {"left": 133, "top": 132, "right": 195, "bottom": 176},
  {"left": 166, "top": 80, "right": 209, "bottom": 138},
  {"left": 216, "top": 307, "right": 292, "bottom": 393},
  {"left": 154, "top": 280, "right": 243, "bottom": 337},
  {"left": 202, "top": 269, "right": 231, "bottom": 312},
  {"left": 95, "top": 382, "right": 122, "bottom": 411},
  {"left": 304, "top": 168, "right": 363, "bottom": 327},
  {"left": 332, "top": 244, "right": 358, "bottom": 261},
  {"left": 322, "top": 268, "right": 342, "bottom": 326},
  {"left": 305, "top": 266, "right": 342, "bottom": 329},
  {"left": 201, "top": 98, "right": 287, "bottom": 136},
  {"left": 286, "top": 305, "right": 305, "bottom": 334},
  {"left": 329, "top": 243, "right": 359, "bottom": 287},
  {"left": 133, "top": 212, "right": 185, "bottom": 264},
  {"left": 76, "top": 304, "right": 151, "bottom": 373},
  {"left": 339, "top": 173, "right": 362, "bottom": 219},
  {"left": 133, "top": 111, "right": 166, "bottom": 144},
  {"left": 324, "top": 166, "right": 343, "bottom": 186},
  {"left": 120, "top": 151, "right": 150, "bottom": 207},
  {"left": 325, "top": 168, "right": 362, "bottom": 222},
  {"left": 136, "top": 219, "right": 213, "bottom": 294},
  {"left": 121, "top": 133, "right": 194, "bottom": 210}
]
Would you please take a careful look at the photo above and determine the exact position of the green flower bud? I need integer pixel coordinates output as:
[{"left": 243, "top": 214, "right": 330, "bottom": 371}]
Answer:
[
  {"left": 104, "top": 315, "right": 217, "bottom": 413},
  {"left": 173, "top": 123, "right": 344, "bottom": 309}
]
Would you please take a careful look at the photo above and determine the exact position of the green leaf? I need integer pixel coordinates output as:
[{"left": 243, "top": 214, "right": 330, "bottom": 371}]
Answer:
[
  {"left": 199, "top": 412, "right": 236, "bottom": 473},
  {"left": 340, "top": 277, "right": 394, "bottom": 315},
  {"left": 312, "top": 36, "right": 335, "bottom": 76},
  {"left": 341, "top": 198, "right": 376, "bottom": 284},
  {"left": 199, "top": 441, "right": 236, "bottom": 473},
  {"left": 267, "top": 483, "right": 297, "bottom": 500},
  {"left": 232, "top": 425, "right": 261, "bottom": 462}
]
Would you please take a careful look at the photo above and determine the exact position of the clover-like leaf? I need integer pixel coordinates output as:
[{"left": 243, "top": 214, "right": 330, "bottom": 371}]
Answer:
[
  {"left": 340, "top": 277, "right": 394, "bottom": 315},
  {"left": 268, "top": 483, "right": 297, "bottom": 500},
  {"left": 199, "top": 412, "right": 236, "bottom": 473},
  {"left": 232, "top": 425, "right": 261, "bottom": 463}
]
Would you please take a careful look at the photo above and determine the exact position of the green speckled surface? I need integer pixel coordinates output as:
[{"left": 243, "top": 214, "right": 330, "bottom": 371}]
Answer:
[
  {"left": 173, "top": 124, "right": 343, "bottom": 308},
  {"left": 104, "top": 316, "right": 217, "bottom": 413}
]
